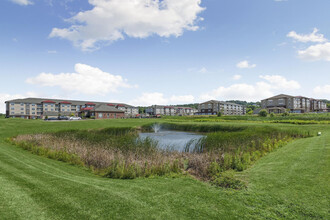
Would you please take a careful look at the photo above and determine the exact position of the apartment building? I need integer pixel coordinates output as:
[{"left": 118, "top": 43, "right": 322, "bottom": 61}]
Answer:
[
  {"left": 261, "top": 94, "right": 327, "bottom": 113},
  {"left": 5, "top": 98, "right": 139, "bottom": 119},
  {"left": 197, "top": 100, "right": 246, "bottom": 115},
  {"left": 146, "top": 105, "right": 198, "bottom": 116}
]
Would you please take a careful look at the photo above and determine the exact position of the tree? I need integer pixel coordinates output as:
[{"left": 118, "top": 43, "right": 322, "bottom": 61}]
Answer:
[
  {"left": 217, "top": 111, "right": 222, "bottom": 117},
  {"left": 258, "top": 109, "right": 268, "bottom": 117}
]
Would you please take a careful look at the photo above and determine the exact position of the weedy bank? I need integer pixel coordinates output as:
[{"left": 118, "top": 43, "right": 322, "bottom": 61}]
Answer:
[{"left": 11, "top": 122, "right": 313, "bottom": 188}]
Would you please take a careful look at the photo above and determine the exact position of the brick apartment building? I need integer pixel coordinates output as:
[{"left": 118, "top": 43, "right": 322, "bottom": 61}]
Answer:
[
  {"left": 261, "top": 94, "right": 327, "bottom": 113},
  {"left": 5, "top": 98, "right": 139, "bottom": 119}
]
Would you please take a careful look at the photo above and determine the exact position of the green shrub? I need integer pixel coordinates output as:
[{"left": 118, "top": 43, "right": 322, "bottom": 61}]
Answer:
[
  {"left": 211, "top": 170, "right": 246, "bottom": 190},
  {"left": 259, "top": 109, "right": 268, "bottom": 117}
]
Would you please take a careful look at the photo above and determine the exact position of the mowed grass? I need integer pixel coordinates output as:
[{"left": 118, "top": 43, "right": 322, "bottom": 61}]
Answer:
[{"left": 0, "top": 118, "right": 329, "bottom": 219}]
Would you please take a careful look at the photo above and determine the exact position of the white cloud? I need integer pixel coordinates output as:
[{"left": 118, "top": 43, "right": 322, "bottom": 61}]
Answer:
[
  {"left": 298, "top": 42, "right": 330, "bottom": 61},
  {"left": 49, "top": 0, "right": 205, "bottom": 51},
  {"left": 10, "top": 0, "right": 33, "bottom": 5},
  {"left": 26, "top": 63, "right": 135, "bottom": 95},
  {"left": 130, "top": 92, "right": 194, "bottom": 106},
  {"left": 198, "top": 67, "right": 208, "bottom": 74},
  {"left": 232, "top": 75, "right": 242, "bottom": 80},
  {"left": 313, "top": 85, "right": 330, "bottom": 97},
  {"left": 199, "top": 75, "right": 300, "bottom": 102},
  {"left": 236, "top": 60, "right": 256, "bottom": 69},
  {"left": 259, "top": 75, "right": 300, "bottom": 90},
  {"left": 287, "top": 28, "right": 327, "bottom": 43},
  {"left": 0, "top": 92, "right": 38, "bottom": 113}
]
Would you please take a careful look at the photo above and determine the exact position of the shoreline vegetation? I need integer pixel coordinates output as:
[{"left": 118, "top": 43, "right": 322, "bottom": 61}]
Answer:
[
  {"left": 1, "top": 115, "right": 328, "bottom": 219},
  {"left": 11, "top": 122, "right": 313, "bottom": 189}
]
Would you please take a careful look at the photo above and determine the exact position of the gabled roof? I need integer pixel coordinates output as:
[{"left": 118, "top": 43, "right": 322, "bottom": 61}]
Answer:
[
  {"left": 94, "top": 104, "right": 124, "bottom": 113},
  {"left": 42, "top": 100, "right": 56, "bottom": 103},
  {"left": 60, "top": 101, "right": 72, "bottom": 104},
  {"left": 261, "top": 94, "right": 294, "bottom": 101},
  {"left": 81, "top": 107, "right": 94, "bottom": 111},
  {"left": 199, "top": 100, "right": 242, "bottom": 106}
]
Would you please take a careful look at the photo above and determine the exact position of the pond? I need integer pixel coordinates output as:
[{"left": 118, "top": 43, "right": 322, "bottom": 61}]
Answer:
[{"left": 139, "top": 130, "right": 205, "bottom": 152}]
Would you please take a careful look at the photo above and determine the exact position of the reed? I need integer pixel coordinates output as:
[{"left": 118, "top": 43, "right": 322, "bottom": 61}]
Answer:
[{"left": 11, "top": 123, "right": 313, "bottom": 188}]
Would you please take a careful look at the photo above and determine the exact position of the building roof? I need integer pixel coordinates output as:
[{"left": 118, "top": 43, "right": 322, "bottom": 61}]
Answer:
[
  {"left": 81, "top": 107, "right": 94, "bottom": 111},
  {"left": 94, "top": 104, "right": 124, "bottom": 113},
  {"left": 42, "top": 100, "right": 56, "bottom": 103},
  {"left": 199, "top": 100, "right": 243, "bottom": 106},
  {"left": 261, "top": 94, "right": 294, "bottom": 101}
]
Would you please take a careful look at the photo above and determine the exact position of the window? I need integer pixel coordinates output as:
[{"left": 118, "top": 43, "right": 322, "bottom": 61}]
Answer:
[
  {"left": 11, "top": 107, "right": 14, "bottom": 110},
  {"left": 32, "top": 108, "right": 35, "bottom": 110},
  {"left": 32, "top": 112, "right": 35, "bottom": 115},
  {"left": 62, "top": 105, "right": 65, "bottom": 108},
  {"left": 67, "top": 105, "right": 70, "bottom": 107},
  {"left": 21, "top": 108, "right": 24, "bottom": 110},
  {"left": 98, "top": 113, "right": 103, "bottom": 118},
  {"left": 10, "top": 103, "right": 15, "bottom": 106},
  {"left": 45, "top": 104, "right": 48, "bottom": 107},
  {"left": 51, "top": 109, "right": 54, "bottom": 111},
  {"left": 20, "top": 103, "right": 24, "bottom": 106},
  {"left": 45, "top": 108, "right": 48, "bottom": 111},
  {"left": 11, "top": 112, "right": 14, "bottom": 115},
  {"left": 67, "top": 109, "right": 70, "bottom": 111},
  {"left": 21, "top": 112, "right": 24, "bottom": 114},
  {"left": 51, "top": 104, "right": 54, "bottom": 107},
  {"left": 32, "top": 104, "right": 35, "bottom": 106}
]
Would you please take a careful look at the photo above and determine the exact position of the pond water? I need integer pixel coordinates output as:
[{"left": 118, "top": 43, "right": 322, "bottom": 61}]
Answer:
[{"left": 139, "top": 130, "right": 205, "bottom": 152}]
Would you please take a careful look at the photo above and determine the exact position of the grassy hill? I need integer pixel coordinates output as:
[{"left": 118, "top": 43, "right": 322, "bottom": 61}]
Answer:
[{"left": 0, "top": 118, "right": 329, "bottom": 219}]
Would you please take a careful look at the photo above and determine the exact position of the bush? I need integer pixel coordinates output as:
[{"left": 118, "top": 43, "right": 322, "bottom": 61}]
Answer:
[
  {"left": 258, "top": 109, "right": 268, "bottom": 117},
  {"left": 270, "top": 112, "right": 275, "bottom": 117},
  {"left": 217, "top": 112, "right": 222, "bottom": 117},
  {"left": 282, "top": 112, "right": 290, "bottom": 117},
  {"left": 211, "top": 170, "right": 246, "bottom": 190}
]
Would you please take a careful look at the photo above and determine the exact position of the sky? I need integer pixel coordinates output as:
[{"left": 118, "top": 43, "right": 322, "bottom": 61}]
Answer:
[{"left": 1, "top": 0, "right": 330, "bottom": 112}]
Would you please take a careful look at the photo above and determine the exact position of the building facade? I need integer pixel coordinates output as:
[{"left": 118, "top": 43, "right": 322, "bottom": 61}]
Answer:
[
  {"left": 5, "top": 98, "right": 138, "bottom": 119},
  {"left": 261, "top": 94, "right": 327, "bottom": 113},
  {"left": 197, "top": 100, "right": 246, "bottom": 115},
  {"left": 146, "top": 105, "right": 198, "bottom": 116}
]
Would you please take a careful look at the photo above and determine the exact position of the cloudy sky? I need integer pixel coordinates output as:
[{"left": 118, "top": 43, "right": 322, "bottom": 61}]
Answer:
[{"left": 1, "top": 0, "right": 330, "bottom": 112}]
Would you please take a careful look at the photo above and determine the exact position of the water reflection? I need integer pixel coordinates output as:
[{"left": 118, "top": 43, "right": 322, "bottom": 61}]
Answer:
[{"left": 139, "top": 130, "right": 205, "bottom": 152}]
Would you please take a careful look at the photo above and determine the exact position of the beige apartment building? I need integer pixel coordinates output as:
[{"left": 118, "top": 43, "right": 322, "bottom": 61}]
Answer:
[
  {"left": 5, "top": 98, "right": 139, "bottom": 119},
  {"left": 145, "top": 105, "right": 198, "bottom": 116},
  {"left": 197, "top": 100, "right": 246, "bottom": 115},
  {"left": 261, "top": 94, "right": 327, "bottom": 113}
]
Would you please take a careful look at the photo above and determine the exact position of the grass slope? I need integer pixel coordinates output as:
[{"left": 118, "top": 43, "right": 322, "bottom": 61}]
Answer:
[{"left": 0, "top": 119, "right": 329, "bottom": 219}]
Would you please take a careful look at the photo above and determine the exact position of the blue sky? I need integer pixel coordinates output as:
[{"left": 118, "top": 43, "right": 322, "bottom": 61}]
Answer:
[{"left": 1, "top": 0, "right": 329, "bottom": 112}]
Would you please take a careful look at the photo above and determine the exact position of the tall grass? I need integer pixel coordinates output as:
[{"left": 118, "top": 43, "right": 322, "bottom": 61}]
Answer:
[
  {"left": 11, "top": 123, "right": 313, "bottom": 188},
  {"left": 164, "top": 113, "right": 330, "bottom": 122}
]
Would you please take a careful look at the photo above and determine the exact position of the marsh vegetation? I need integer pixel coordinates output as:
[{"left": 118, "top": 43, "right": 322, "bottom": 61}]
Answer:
[{"left": 12, "top": 122, "right": 312, "bottom": 188}]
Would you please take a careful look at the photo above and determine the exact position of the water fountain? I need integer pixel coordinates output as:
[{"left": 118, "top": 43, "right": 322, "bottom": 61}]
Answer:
[
  {"left": 139, "top": 124, "right": 205, "bottom": 152},
  {"left": 151, "top": 123, "right": 161, "bottom": 133}
]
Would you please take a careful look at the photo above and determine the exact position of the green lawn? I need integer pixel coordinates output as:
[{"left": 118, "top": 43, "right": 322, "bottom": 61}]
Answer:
[{"left": 0, "top": 118, "right": 329, "bottom": 219}]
